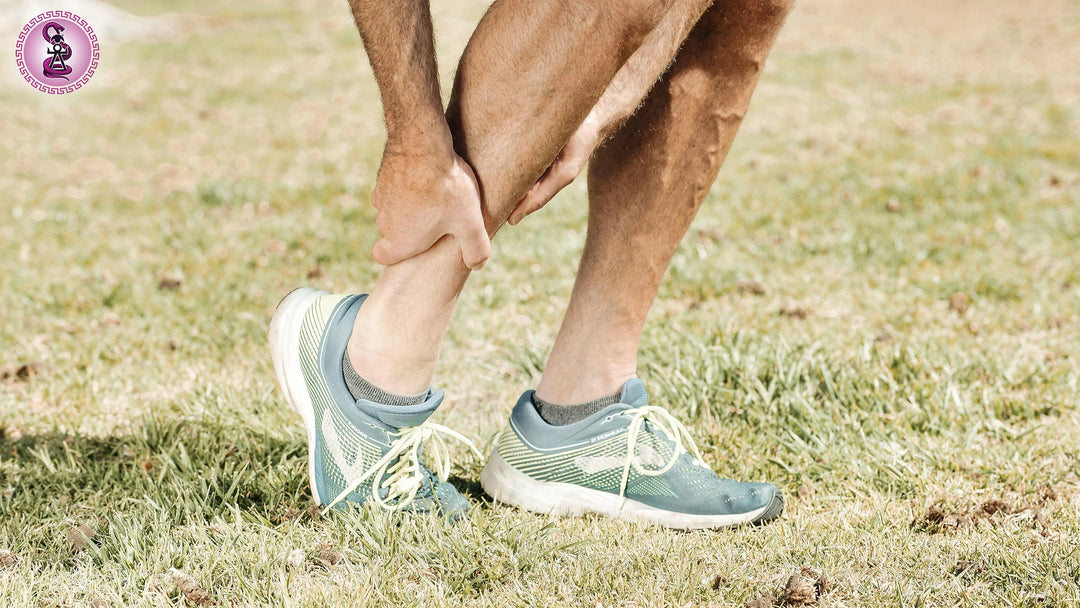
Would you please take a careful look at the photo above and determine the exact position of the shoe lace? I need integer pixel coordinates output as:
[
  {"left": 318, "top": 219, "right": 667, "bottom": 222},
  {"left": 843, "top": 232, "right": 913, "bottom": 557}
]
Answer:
[
  {"left": 619, "top": 405, "right": 706, "bottom": 497},
  {"left": 323, "top": 422, "right": 481, "bottom": 514}
]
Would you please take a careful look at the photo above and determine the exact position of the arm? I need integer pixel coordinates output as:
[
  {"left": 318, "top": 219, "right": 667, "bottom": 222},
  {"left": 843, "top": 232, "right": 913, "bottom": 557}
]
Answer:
[
  {"left": 347, "top": 0, "right": 490, "bottom": 269},
  {"left": 508, "top": 9, "right": 703, "bottom": 226}
]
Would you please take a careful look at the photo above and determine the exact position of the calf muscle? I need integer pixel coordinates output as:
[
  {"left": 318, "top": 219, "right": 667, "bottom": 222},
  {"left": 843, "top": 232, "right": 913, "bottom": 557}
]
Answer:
[
  {"left": 445, "top": 0, "right": 700, "bottom": 232},
  {"left": 535, "top": 0, "right": 795, "bottom": 404}
]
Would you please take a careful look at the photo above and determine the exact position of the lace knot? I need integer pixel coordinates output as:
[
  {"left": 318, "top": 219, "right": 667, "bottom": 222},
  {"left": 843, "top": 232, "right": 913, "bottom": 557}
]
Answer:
[
  {"left": 324, "top": 421, "right": 480, "bottom": 513},
  {"left": 618, "top": 405, "right": 705, "bottom": 497}
]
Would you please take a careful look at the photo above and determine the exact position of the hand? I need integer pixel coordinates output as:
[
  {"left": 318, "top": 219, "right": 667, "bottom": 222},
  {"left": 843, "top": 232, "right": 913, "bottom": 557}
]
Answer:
[
  {"left": 371, "top": 146, "right": 491, "bottom": 270},
  {"left": 508, "top": 114, "right": 602, "bottom": 226}
]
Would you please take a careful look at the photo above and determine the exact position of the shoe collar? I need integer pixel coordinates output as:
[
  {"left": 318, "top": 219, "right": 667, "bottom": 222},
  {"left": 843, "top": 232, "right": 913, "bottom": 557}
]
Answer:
[
  {"left": 356, "top": 388, "right": 445, "bottom": 429},
  {"left": 509, "top": 378, "right": 650, "bottom": 450}
]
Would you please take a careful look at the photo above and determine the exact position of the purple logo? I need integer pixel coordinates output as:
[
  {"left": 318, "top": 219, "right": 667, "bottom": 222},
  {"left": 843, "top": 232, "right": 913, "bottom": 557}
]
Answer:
[{"left": 15, "top": 11, "right": 99, "bottom": 94}]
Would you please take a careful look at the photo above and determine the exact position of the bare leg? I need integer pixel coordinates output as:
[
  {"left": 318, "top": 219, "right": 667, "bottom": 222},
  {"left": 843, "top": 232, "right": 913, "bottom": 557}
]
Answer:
[
  {"left": 536, "top": 0, "right": 795, "bottom": 404},
  {"left": 347, "top": 0, "right": 707, "bottom": 394}
]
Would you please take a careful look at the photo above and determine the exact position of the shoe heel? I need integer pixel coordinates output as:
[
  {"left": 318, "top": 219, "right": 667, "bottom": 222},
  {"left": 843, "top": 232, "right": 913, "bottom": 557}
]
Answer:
[{"left": 268, "top": 286, "right": 327, "bottom": 503}]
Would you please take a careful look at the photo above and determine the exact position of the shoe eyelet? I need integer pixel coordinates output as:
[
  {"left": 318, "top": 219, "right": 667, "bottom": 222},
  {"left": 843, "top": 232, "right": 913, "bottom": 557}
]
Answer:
[{"left": 604, "top": 416, "right": 613, "bottom": 422}]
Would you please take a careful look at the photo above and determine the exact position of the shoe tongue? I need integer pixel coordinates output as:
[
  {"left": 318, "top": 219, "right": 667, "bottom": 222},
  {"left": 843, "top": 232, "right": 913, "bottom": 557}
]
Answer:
[
  {"left": 619, "top": 378, "right": 648, "bottom": 407},
  {"left": 356, "top": 389, "right": 444, "bottom": 428}
]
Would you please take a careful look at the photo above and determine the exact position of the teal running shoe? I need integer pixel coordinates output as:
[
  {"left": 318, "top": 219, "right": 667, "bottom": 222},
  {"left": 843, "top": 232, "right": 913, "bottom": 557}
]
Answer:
[
  {"left": 269, "top": 288, "right": 477, "bottom": 517},
  {"left": 481, "top": 378, "right": 783, "bottom": 529}
]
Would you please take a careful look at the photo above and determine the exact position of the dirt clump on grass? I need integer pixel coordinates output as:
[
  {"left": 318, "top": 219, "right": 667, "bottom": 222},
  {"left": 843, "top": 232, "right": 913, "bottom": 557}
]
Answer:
[
  {"left": 779, "top": 305, "right": 812, "bottom": 320},
  {"left": 157, "top": 274, "right": 184, "bottom": 291},
  {"left": 736, "top": 280, "right": 767, "bottom": 296},
  {"left": 169, "top": 568, "right": 215, "bottom": 606},
  {"left": 0, "top": 549, "right": 18, "bottom": 569},
  {"left": 781, "top": 567, "right": 829, "bottom": 606},
  {"left": 912, "top": 503, "right": 974, "bottom": 532},
  {"left": 65, "top": 525, "right": 96, "bottom": 554},
  {"left": 1037, "top": 485, "right": 1059, "bottom": 503},
  {"left": 0, "top": 362, "right": 49, "bottom": 382},
  {"left": 954, "top": 559, "right": 985, "bottom": 575},
  {"left": 979, "top": 499, "right": 1010, "bottom": 516},
  {"left": 912, "top": 497, "right": 1043, "bottom": 533},
  {"left": 738, "top": 567, "right": 829, "bottom": 607},
  {"left": 947, "top": 292, "right": 969, "bottom": 315},
  {"left": 315, "top": 543, "right": 343, "bottom": 567}
]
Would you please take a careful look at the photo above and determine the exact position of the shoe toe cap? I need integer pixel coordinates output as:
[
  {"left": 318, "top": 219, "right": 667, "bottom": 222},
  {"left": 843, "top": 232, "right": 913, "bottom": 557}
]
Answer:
[{"left": 748, "top": 484, "right": 784, "bottom": 524}]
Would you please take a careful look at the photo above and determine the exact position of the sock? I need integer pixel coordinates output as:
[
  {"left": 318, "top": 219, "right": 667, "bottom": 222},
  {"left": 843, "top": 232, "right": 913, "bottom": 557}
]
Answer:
[
  {"left": 532, "top": 391, "right": 622, "bottom": 426},
  {"left": 342, "top": 351, "right": 428, "bottom": 406}
]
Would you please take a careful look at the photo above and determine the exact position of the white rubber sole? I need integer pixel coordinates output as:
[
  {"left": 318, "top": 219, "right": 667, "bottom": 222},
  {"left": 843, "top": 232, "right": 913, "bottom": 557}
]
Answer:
[
  {"left": 268, "top": 287, "right": 326, "bottom": 505},
  {"left": 480, "top": 448, "right": 779, "bottom": 530}
]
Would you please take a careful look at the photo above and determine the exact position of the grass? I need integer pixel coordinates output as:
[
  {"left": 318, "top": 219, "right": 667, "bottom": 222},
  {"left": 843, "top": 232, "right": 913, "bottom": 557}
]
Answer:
[{"left": 2, "top": 0, "right": 1079, "bottom": 605}]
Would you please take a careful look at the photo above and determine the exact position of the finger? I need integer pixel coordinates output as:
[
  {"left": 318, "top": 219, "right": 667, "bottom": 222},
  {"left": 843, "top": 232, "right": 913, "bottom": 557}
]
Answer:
[
  {"left": 509, "top": 167, "right": 573, "bottom": 225},
  {"left": 456, "top": 211, "right": 491, "bottom": 271},
  {"left": 372, "top": 229, "right": 439, "bottom": 267},
  {"left": 508, "top": 188, "right": 539, "bottom": 226},
  {"left": 371, "top": 237, "right": 410, "bottom": 267}
]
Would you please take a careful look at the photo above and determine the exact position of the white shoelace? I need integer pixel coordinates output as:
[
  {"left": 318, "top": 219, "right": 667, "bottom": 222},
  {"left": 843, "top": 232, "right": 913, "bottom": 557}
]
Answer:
[
  {"left": 323, "top": 422, "right": 481, "bottom": 513},
  {"left": 618, "top": 405, "right": 706, "bottom": 497}
]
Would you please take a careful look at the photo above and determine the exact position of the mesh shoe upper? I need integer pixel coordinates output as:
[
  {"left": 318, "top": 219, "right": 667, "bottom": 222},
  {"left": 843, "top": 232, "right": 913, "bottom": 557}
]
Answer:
[
  {"left": 297, "top": 292, "right": 471, "bottom": 516},
  {"left": 496, "top": 378, "right": 779, "bottom": 517}
]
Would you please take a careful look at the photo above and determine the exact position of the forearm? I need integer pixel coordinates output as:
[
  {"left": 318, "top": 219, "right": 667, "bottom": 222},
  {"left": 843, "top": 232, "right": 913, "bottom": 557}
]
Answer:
[
  {"left": 588, "top": 4, "right": 709, "bottom": 141},
  {"left": 347, "top": 0, "right": 450, "bottom": 151}
]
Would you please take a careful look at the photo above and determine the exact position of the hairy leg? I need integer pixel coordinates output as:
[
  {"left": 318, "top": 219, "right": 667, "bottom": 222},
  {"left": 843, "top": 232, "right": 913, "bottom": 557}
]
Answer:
[
  {"left": 536, "top": 0, "right": 795, "bottom": 404},
  {"left": 348, "top": 0, "right": 706, "bottom": 394}
]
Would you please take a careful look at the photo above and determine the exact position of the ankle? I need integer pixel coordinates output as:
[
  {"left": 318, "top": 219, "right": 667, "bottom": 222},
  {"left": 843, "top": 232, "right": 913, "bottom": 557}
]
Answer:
[
  {"left": 345, "top": 321, "right": 440, "bottom": 396},
  {"left": 346, "top": 343, "right": 438, "bottom": 396},
  {"left": 343, "top": 239, "right": 467, "bottom": 395},
  {"left": 535, "top": 367, "right": 637, "bottom": 406}
]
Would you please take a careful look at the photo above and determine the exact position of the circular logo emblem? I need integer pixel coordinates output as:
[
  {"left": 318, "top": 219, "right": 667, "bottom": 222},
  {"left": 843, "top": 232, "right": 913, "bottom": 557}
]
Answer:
[{"left": 15, "top": 11, "right": 99, "bottom": 94}]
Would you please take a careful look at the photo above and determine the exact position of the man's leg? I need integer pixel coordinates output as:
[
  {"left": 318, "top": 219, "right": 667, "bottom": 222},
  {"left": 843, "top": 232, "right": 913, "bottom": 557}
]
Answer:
[
  {"left": 535, "top": 0, "right": 795, "bottom": 406},
  {"left": 346, "top": 0, "right": 711, "bottom": 395},
  {"left": 478, "top": 0, "right": 793, "bottom": 529}
]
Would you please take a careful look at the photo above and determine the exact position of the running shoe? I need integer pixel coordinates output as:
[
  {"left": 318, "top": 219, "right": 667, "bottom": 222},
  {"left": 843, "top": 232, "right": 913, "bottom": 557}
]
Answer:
[
  {"left": 269, "top": 288, "right": 476, "bottom": 517},
  {"left": 481, "top": 378, "right": 783, "bottom": 529}
]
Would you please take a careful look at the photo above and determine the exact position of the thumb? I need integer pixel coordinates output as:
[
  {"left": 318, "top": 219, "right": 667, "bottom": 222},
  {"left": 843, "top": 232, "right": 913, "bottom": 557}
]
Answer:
[
  {"left": 371, "top": 237, "right": 411, "bottom": 267},
  {"left": 456, "top": 212, "right": 492, "bottom": 270}
]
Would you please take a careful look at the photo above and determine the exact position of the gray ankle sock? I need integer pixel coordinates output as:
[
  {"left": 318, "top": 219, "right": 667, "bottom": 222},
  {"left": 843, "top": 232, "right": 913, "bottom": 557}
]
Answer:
[
  {"left": 532, "top": 391, "right": 622, "bottom": 426},
  {"left": 342, "top": 351, "right": 428, "bottom": 406}
]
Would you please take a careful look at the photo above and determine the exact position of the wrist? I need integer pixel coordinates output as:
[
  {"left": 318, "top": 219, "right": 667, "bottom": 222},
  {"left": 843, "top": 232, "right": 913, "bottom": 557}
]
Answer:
[{"left": 385, "top": 113, "right": 454, "bottom": 158}]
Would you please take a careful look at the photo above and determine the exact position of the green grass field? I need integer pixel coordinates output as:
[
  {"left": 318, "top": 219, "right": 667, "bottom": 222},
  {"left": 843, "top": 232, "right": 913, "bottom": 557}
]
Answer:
[{"left": 2, "top": 0, "right": 1079, "bottom": 605}]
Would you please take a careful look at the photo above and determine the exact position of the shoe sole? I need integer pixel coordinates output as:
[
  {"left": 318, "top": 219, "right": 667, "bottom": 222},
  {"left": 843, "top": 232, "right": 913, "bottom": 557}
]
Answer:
[
  {"left": 268, "top": 287, "right": 327, "bottom": 505},
  {"left": 481, "top": 448, "right": 783, "bottom": 530}
]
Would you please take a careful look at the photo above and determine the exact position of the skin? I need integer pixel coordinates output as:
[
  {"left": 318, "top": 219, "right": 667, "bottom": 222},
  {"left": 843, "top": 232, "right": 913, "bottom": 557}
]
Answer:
[
  {"left": 347, "top": 0, "right": 491, "bottom": 271},
  {"left": 342, "top": 0, "right": 795, "bottom": 405},
  {"left": 536, "top": 0, "right": 798, "bottom": 404},
  {"left": 346, "top": 0, "right": 702, "bottom": 394}
]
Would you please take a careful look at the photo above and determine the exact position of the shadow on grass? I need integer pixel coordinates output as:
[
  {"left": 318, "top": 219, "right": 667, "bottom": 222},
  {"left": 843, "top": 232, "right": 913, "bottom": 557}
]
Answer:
[
  {"left": 0, "top": 416, "right": 312, "bottom": 527},
  {"left": 0, "top": 414, "right": 493, "bottom": 532}
]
